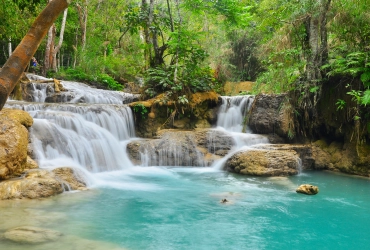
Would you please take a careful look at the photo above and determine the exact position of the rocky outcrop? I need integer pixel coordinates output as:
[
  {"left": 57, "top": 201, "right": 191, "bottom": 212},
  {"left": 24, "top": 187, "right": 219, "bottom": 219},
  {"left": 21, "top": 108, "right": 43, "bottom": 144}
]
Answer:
[
  {"left": 247, "top": 93, "right": 370, "bottom": 177},
  {"left": 0, "top": 169, "right": 64, "bottom": 199},
  {"left": 130, "top": 91, "right": 219, "bottom": 138},
  {"left": 0, "top": 109, "right": 33, "bottom": 179},
  {"left": 253, "top": 144, "right": 314, "bottom": 170},
  {"left": 4, "top": 226, "right": 62, "bottom": 244},
  {"left": 296, "top": 184, "right": 319, "bottom": 195},
  {"left": 310, "top": 140, "right": 370, "bottom": 176},
  {"left": 52, "top": 167, "right": 87, "bottom": 191},
  {"left": 0, "top": 168, "right": 87, "bottom": 200},
  {"left": 126, "top": 129, "right": 235, "bottom": 166},
  {"left": 225, "top": 148, "right": 300, "bottom": 176},
  {"left": 248, "top": 94, "right": 292, "bottom": 141}
]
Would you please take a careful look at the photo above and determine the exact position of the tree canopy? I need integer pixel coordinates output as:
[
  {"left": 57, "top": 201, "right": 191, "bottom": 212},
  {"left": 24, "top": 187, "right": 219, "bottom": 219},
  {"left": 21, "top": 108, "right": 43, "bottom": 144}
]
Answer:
[{"left": 0, "top": 0, "right": 369, "bottom": 111}]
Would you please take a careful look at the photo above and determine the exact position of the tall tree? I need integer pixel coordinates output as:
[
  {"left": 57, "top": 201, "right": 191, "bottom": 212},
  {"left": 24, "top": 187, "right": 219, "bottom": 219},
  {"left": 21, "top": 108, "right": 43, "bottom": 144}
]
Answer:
[{"left": 0, "top": 0, "right": 70, "bottom": 110}]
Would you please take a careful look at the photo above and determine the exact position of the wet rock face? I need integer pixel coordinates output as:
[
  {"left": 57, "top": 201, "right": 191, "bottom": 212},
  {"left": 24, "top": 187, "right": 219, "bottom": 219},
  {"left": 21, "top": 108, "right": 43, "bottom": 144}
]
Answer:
[
  {"left": 310, "top": 140, "right": 370, "bottom": 176},
  {"left": 0, "top": 109, "right": 33, "bottom": 180},
  {"left": 52, "top": 167, "right": 87, "bottom": 191},
  {"left": 224, "top": 148, "right": 300, "bottom": 176},
  {"left": 126, "top": 129, "right": 235, "bottom": 166},
  {"left": 0, "top": 169, "right": 64, "bottom": 199},
  {"left": 248, "top": 94, "right": 291, "bottom": 140},
  {"left": 296, "top": 184, "right": 319, "bottom": 195},
  {"left": 0, "top": 168, "right": 87, "bottom": 200}
]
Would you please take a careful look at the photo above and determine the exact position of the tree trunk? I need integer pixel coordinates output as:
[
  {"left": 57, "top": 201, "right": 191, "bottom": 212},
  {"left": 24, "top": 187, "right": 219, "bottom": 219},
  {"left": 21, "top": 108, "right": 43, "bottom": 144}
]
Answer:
[
  {"left": 52, "top": 8, "right": 68, "bottom": 71},
  {"left": 8, "top": 38, "right": 12, "bottom": 57},
  {"left": 43, "top": 23, "right": 56, "bottom": 76},
  {"left": 301, "top": 0, "right": 331, "bottom": 107},
  {"left": 141, "top": 0, "right": 151, "bottom": 69},
  {"left": 76, "top": 1, "right": 88, "bottom": 50},
  {"left": 0, "top": 0, "right": 69, "bottom": 110}
]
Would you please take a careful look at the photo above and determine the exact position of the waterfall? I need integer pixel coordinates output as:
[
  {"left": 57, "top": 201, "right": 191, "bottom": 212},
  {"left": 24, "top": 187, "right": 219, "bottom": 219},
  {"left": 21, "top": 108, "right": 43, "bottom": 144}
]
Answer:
[
  {"left": 216, "top": 95, "right": 254, "bottom": 132},
  {"left": 6, "top": 75, "right": 138, "bottom": 173},
  {"left": 25, "top": 74, "right": 139, "bottom": 104},
  {"left": 211, "top": 95, "right": 270, "bottom": 169},
  {"left": 138, "top": 132, "right": 208, "bottom": 167}
]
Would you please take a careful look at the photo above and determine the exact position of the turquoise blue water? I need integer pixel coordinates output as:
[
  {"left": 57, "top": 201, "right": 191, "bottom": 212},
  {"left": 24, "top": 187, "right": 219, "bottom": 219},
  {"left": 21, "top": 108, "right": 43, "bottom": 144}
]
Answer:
[{"left": 1, "top": 168, "right": 370, "bottom": 250}]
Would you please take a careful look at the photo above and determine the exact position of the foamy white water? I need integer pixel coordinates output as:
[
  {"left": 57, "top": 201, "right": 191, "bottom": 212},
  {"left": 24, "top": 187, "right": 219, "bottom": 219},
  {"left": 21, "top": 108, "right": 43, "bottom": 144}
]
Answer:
[
  {"left": 211, "top": 95, "right": 270, "bottom": 169},
  {"left": 26, "top": 74, "right": 139, "bottom": 104}
]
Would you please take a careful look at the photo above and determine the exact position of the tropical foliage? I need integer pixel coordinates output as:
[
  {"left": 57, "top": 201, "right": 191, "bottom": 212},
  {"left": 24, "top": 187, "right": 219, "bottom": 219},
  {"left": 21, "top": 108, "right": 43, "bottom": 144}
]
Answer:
[{"left": 0, "top": 0, "right": 369, "bottom": 105}]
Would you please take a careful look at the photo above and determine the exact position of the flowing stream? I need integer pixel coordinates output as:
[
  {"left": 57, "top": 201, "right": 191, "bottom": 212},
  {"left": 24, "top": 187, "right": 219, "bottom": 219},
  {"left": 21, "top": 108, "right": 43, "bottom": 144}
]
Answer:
[{"left": 1, "top": 77, "right": 370, "bottom": 249}]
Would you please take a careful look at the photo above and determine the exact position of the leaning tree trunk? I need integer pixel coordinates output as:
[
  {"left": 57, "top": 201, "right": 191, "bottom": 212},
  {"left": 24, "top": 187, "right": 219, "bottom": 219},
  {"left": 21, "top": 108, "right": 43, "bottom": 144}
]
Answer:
[{"left": 0, "top": 0, "right": 70, "bottom": 111}]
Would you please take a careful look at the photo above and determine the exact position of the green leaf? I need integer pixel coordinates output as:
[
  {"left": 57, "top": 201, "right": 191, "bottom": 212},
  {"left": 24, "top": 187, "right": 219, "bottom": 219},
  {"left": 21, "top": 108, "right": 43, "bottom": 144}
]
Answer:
[
  {"left": 361, "top": 90, "right": 370, "bottom": 106},
  {"left": 360, "top": 71, "right": 370, "bottom": 86}
]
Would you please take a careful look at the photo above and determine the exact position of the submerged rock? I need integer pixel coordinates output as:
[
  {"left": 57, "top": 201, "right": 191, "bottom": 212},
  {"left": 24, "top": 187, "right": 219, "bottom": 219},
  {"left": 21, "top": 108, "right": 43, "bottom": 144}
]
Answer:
[
  {"left": 296, "top": 184, "right": 319, "bottom": 195},
  {"left": 225, "top": 148, "right": 300, "bottom": 176},
  {"left": 0, "top": 109, "right": 33, "bottom": 180},
  {"left": 4, "top": 226, "right": 62, "bottom": 244}
]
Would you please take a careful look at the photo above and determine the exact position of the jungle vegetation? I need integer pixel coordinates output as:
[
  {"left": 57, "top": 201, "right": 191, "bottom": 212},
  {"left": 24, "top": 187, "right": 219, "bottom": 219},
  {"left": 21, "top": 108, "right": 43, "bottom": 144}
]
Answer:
[{"left": 0, "top": 0, "right": 369, "bottom": 117}]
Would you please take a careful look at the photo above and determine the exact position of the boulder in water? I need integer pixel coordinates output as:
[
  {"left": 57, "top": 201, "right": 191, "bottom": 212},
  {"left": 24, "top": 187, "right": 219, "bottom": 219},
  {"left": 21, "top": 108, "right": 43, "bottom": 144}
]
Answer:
[
  {"left": 296, "top": 184, "right": 319, "bottom": 195},
  {"left": 4, "top": 226, "right": 62, "bottom": 244},
  {"left": 225, "top": 148, "right": 300, "bottom": 176}
]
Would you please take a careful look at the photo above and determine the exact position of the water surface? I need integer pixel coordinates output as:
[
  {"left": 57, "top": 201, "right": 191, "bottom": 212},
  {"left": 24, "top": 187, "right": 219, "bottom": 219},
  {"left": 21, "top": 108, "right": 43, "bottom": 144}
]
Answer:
[{"left": 1, "top": 169, "right": 369, "bottom": 250}]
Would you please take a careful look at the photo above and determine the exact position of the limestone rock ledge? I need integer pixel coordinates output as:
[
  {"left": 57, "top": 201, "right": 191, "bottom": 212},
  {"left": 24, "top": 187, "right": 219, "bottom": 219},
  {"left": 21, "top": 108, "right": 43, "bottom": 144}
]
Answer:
[
  {"left": 0, "top": 168, "right": 87, "bottom": 200},
  {"left": 0, "top": 108, "right": 33, "bottom": 180},
  {"left": 224, "top": 148, "right": 300, "bottom": 176},
  {"left": 126, "top": 129, "right": 236, "bottom": 166}
]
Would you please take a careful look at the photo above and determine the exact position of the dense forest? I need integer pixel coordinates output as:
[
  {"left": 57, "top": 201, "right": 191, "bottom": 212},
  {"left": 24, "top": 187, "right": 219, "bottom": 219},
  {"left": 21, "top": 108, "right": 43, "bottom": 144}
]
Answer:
[{"left": 1, "top": 0, "right": 369, "bottom": 141}]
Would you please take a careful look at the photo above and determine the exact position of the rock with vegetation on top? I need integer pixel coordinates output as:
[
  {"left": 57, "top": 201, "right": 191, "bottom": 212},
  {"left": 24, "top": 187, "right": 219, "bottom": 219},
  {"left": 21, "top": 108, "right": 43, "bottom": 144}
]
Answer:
[
  {"left": 0, "top": 109, "right": 33, "bottom": 180},
  {"left": 225, "top": 148, "right": 300, "bottom": 176},
  {"left": 4, "top": 226, "right": 62, "bottom": 244},
  {"left": 296, "top": 184, "right": 319, "bottom": 195}
]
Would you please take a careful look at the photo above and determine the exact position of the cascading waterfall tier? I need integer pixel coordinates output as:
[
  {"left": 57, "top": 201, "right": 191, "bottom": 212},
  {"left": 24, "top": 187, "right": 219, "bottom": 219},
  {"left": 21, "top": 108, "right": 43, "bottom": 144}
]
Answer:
[
  {"left": 135, "top": 95, "right": 269, "bottom": 168},
  {"left": 210, "top": 95, "right": 270, "bottom": 169},
  {"left": 216, "top": 95, "right": 255, "bottom": 132},
  {"left": 25, "top": 74, "right": 139, "bottom": 104},
  {"left": 6, "top": 80, "right": 137, "bottom": 172}
]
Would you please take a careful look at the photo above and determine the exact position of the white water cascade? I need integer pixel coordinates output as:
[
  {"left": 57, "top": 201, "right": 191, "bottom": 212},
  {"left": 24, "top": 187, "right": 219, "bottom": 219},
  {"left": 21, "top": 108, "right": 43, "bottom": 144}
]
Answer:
[
  {"left": 211, "top": 95, "right": 270, "bottom": 169},
  {"left": 216, "top": 95, "right": 254, "bottom": 132},
  {"left": 7, "top": 83, "right": 269, "bottom": 183},
  {"left": 6, "top": 73, "right": 139, "bottom": 176},
  {"left": 26, "top": 74, "right": 139, "bottom": 104}
]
